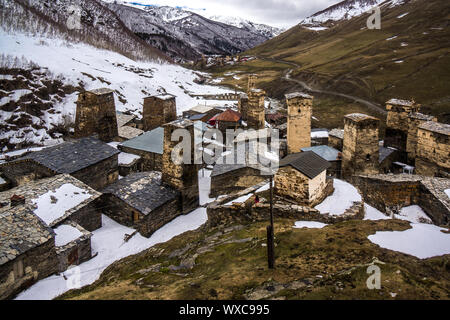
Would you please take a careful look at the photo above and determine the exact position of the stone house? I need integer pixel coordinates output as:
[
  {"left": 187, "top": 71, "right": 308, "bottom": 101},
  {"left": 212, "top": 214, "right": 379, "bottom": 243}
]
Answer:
[
  {"left": 183, "top": 105, "right": 223, "bottom": 122},
  {"left": 0, "top": 206, "right": 57, "bottom": 300},
  {"left": 406, "top": 113, "right": 437, "bottom": 164},
  {"left": 301, "top": 145, "right": 342, "bottom": 178},
  {"left": 116, "top": 111, "right": 144, "bottom": 142},
  {"left": 118, "top": 127, "right": 164, "bottom": 172},
  {"left": 416, "top": 121, "right": 450, "bottom": 177},
  {"left": 378, "top": 146, "right": 399, "bottom": 174},
  {"left": 101, "top": 172, "right": 181, "bottom": 238},
  {"left": 0, "top": 174, "right": 103, "bottom": 232},
  {"left": 275, "top": 151, "right": 332, "bottom": 206},
  {"left": 74, "top": 88, "right": 118, "bottom": 143},
  {"left": 1, "top": 136, "right": 120, "bottom": 191},
  {"left": 247, "top": 88, "right": 266, "bottom": 130},
  {"left": 208, "top": 109, "right": 243, "bottom": 134},
  {"left": 328, "top": 128, "right": 344, "bottom": 151}
]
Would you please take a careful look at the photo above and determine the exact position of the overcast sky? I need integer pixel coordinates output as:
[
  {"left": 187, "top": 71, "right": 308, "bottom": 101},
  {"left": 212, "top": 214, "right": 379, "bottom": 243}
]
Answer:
[{"left": 118, "top": 0, "right": 342, "bottom": 28}]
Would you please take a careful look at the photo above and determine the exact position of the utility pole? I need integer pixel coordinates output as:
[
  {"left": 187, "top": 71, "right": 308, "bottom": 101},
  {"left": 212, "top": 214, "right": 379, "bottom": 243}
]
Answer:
[{"left": 267, "top": 175, "right": 275, "bottom": 269}]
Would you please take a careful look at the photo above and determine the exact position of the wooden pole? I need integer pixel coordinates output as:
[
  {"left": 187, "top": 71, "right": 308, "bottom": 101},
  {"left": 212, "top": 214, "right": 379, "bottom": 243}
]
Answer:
[{"left": 267, "top": 175, "right": 275, "bottom": 269}]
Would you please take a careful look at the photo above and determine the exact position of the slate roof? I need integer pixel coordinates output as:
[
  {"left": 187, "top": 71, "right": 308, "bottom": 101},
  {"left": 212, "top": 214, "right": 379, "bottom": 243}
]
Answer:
[
  {"left": 189, "top": 113, "right": 207, "bottom": 121},
  {"left": 379, "top": 147, "right": 396, "bottom": 163},
  {"left": 118, "top": 126, "right": 144, "bottom": 140},
  {"left": 0, "top": 205, "right": 54, "bottom": 266},
  {"left": 419, "top": 121, "right": 450, "bottom": 136},
  {"left": 386, "top": 99, "right": 415, "bottom": 107},
  {"left": 189, "top": 105, "right": 215, "bottom": 114},
  {"left": 20, "top": 137, "right": 120, "bottom": 174},
  {"left": 102, "top": 172, "right": 180, "bottom": 215},
  {"left": 279, "top": 151, "right": 330, "bottom": 179},
  {"left": 301, "top": 145, "right": 341, "bottom": 162},
  {"left": 120, "top": 127, "right": 164, "bottom": 154},
  {"left": 328, "top": 128, "right": 344, "bottom": 139},
  {"left": 285, "top": 92, "right": 313, "bottom": 100},
  {"left": 116, "top": 112, "right": 136, "bottom": 127}
]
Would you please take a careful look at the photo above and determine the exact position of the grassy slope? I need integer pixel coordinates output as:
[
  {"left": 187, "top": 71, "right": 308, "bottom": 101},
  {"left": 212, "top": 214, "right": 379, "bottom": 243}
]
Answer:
[
  {"left": 59, "top": 218, "right": 449, "bottom": 300},
  {"left": 211, "top": 0, "right": 450, "bottom": 127}
]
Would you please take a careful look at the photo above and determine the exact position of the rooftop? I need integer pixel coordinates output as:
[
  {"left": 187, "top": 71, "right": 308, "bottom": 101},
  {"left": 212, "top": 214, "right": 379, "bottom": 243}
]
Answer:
[
  {"left": 189, "top": 113, "right": 207, "bottom": 121},
  {"left": 120, "top": 127, "right": 164, "bottom": 154},
  {"left": 379, "top": 147, "right": 396, "bottom": 163},
  {"left": 102, "top": 172, "right": 180, "bottom": 215},
  {"left": 154, "top": 94, "right": 176, "bottom": 101},
  {"left": 0, "top": 205, "right": 54, "bottom": 266},
  {"left": 285, "top": 92, "right": 313, "bottom": 100},
  {"left": 189, "top": 105, "right": 215, "bottom": 114},
  {"left": 279, "top": 151, "right": 331, "bottom": 179},
  {"left": 418, "top": 121, "right": 450, "bottom": 136},
  {"left": 328, "top": 128, "right": 344, "bottom": 139},
  {"left": 386, "top": 98, "right": 415, "bottom": 107},
  {"left": 0, "top": 174, "right": 101, "bottom": 227},
  {"left": 213, "top": 109, "right": 242, "bottom": 123},
  {"left": 301, "top": 145, "right": 341, "bottom": 162},
  {"left": 118, "top": 126, "right": 144, "bottom": 140},
  {"left": 409, "top": 112, "right": 435, "bottom": 121},
  {"left": 116, "top": 112, "right": 136, "bottom": 127},
  {"left": 345, "top": 113, "right": 379, "bottom": 123},
  {"left": 19, "top": 137, "right": 120, "bottom": 174},
  {"left": 88, "top": 88, "right": 114, "bottom": 95}
]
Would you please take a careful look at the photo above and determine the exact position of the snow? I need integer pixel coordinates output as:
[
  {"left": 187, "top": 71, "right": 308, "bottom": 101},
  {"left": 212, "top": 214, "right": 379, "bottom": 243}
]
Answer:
[
  {"left": 400, "top": 42, "right": 408, "bottom": 47},
  {"left": 118, "top": 152, "right": 141, "bottom": 165},
  {"left": 54, "top": 225, "right": 84, "bottom": 247},
  {"left": 199, "top": 168, "right": 215, "bottom": 206},
  {"left": 305, "top": 26, "right": 328, "bottom": 31},
  {"left": 368, "top": 223, "right": 450, "bottom": 259},
  {"left": 16, "top": 209, "right": 208, "bottom": 300},
  {"left": 395, "top": 205, "right": 432, "bottom": 224},
  {"left": 0, "top": 89, "right": 32, "bottom": 105},
  {"left": 31, "top": 184, "right": 93, "bottom": 225},
  {"left": 294, "top": 221, "right": 328, "bottom": 229},
  {"left": 364, "top": 204, "right": 389, "bottom": 221},
  {"left": 315, "top": 179, "right": 362, "bottom": 216},
  {"left": 444, "top": 189, "right": 450, "bottom": 199},
  {"left": 394, "top": 60, "right": 404, "bottom": 64},
  {"left": 225, "top": 194, "right": 253, "bottom": 205},
  {"left": 386, "top": 36, "right": 398, "bottom": 41},
  {"left": 397, "top": 12, "right": 409, "bottom": 18},
  {"left": 311, "top": 130, "right": 329, "bottom": 138}
]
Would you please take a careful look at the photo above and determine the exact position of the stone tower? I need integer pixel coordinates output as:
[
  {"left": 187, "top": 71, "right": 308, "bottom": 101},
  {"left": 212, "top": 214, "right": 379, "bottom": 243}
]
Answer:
[
  {"left": 247, "top": 88, "right": 266, "bottom": 130},
  {"left": 248, "top": 74, "right": 257, "bottom": 91},
  {"left": 384, "top": 99, "right": 420, "bottom": 160},
  {"left": 143, "top": 94, "right": 177, "bottom": 131},
  {"left": 406, "top": 113, "right": 437, "bottom": 164},
  {"left": 238, "top": 93, "right": 249, "bottom": 121},
  {"left": 342, "top": 113, "right": 380, "bottom": 178},
  {"left": 286, "top": 92, "right": 313, "bottom": 154},
  {"left": 75, "top": 88, "right": 118, "bottom": 143},
  {"left": 162, "top": 119, "right": 199, "bottom": 214}
]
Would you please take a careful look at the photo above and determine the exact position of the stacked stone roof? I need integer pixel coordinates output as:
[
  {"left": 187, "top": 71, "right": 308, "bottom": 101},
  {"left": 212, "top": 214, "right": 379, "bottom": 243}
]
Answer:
[
  {"left": 419, "top": 121, "right": 450, "bottom": 136},
  {"left": 285, "top": 92, "right": 313, "bottom": 100}
]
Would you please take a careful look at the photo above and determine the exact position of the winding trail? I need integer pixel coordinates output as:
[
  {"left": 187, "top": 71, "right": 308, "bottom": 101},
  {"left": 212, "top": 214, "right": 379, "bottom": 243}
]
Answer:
[{"left": 259, "top": 57, "right": 387, "bottom": 116}]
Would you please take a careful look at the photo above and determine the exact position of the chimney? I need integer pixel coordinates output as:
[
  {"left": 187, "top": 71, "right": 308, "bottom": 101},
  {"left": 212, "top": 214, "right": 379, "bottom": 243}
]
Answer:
[{"left": 10, "top": 194, "right": 25, "bottom": 207}]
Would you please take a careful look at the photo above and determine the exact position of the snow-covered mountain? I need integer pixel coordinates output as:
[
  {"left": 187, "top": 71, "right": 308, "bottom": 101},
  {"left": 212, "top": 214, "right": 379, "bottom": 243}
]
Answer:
[
  {"left": 101, "top": 1, "right": 278, "bottom": 62},
  {"left": 301, "top": 0, "right": 406, "bottom": 27},
  {"left": 207, "top": 15, "right": 284, "bottom": 38}
]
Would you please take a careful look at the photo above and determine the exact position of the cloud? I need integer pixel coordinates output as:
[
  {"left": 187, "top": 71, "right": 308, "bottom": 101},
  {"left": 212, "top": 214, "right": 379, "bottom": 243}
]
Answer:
[{"left": 117, "top": 0, "right": 342, "bottom": 28}]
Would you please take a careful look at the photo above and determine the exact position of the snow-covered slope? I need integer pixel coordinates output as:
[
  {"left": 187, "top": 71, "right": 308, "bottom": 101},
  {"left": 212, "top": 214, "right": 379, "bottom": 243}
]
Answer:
[
  {"left": 0, "top": 31, "right": 235, "bottom": 150},
  {"left": 207, "top": 15, "right": 284, "bottom": 38},
  {"left": 301, "top": 0, "right": 406, "bottom": 27}
]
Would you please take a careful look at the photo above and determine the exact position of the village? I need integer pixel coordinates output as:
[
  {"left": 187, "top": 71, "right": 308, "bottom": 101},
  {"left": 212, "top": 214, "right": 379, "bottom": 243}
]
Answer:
[{"left": 0, "top": 73, "right": 449, "bottom": 300}]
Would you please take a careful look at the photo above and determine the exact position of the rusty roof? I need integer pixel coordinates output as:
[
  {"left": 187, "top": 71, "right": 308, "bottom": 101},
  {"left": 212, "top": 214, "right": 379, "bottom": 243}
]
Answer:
[{"left": 214, "top": 109, "right": 242, "bottom": 122}]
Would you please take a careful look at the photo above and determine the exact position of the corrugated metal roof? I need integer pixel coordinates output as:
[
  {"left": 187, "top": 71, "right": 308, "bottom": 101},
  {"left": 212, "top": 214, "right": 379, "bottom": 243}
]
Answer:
[
  {"left": 214, "top": 109, "right": 242, "bottom": 122},
  {"left": 279, "top": 151, "right": 330, "bottom": 179},
  {"left": 119, "top": 127, "right": 164, "bottom": 154},
  {"left": 301, "top": 145, "right": 340, "bottom": 162},
  {"left": 189, "top": 113, "right": 207, "bottom": 121}
]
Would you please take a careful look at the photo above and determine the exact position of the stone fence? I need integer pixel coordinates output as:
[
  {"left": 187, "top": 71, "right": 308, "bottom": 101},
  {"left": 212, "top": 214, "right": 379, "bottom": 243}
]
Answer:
[
  {"left": 191, "top": 93, "right": 240, "bottom": 101},
  {"left": 207, "top": 181, "right": 365, "bottom": 227}
]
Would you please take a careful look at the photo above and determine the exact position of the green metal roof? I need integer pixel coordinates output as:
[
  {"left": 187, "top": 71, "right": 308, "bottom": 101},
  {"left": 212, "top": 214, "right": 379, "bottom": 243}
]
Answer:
[
  {"left": 300, "top": 145, "right": 340, "bottom": 162},
  {"left": 119, "top": 127, "right": 164, "bottom": 154}
]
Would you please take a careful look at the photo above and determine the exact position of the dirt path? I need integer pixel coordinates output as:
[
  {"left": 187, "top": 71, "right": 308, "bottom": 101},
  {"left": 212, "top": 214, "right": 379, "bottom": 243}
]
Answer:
[{"left": 259, "top": 57, "right": 387, "bottom": 116}]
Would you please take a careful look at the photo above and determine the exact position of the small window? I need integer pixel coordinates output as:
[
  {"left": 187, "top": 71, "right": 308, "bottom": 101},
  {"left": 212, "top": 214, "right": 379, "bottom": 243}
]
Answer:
[
  {"left": 298, "top": 108, "right": 302, "bottom": 114},
  {"left": 133, "top": 211, "right": 139, "bottom": 223},
  {"left": 366, "top": 154, "right": 371, "bottom": 161}
]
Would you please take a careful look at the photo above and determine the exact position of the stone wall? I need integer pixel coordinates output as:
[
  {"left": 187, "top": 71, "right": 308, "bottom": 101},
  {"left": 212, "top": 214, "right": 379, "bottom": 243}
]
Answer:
[
  {"left": 142, "top": 96, "right": 177, "bottom": 132},
  {"left": 247, "top": 89, "right": 265, "bottom": 130},
  {"left": 72, "top": 154, "right": 119, "bottom": 191},
  {"left": 351, "top": 174, "right": 450, "bottom": 226},
  {"left": 56, "top": 223, "right": 92, "bottom": 272},
  {"left": 210, "top": 167, "right": 267, "bottom": 198},
  {"left": 74, "top": 89, "right": 118, "bottom": 143},
  {"left": 138, "top": 198, "right": 181, "bottom": 237},
  {"left": 238, "top": 94, "right": 249, "bottom": 121},
  {"left": 248, "top": 74, "right": 257, "bottom": 91},
  {"left": 119, "top": 145, "right": 163, "bottom": 172},
  {"left": 286, "top": 94, "right": 312, "bottom": 154},
  {"left": 207, "top": 182, "right": 363, "bottom": 227},
  {"left": 385, "top": 102, "right": 420, "bottom": 154},
  {"left": 406, "top": 113, "right": 437, "bottom": 164},
  {"left": 328, "top": 136, "right": 343, "bottom": 151},
  {"left": 416, "top": 126, "right": 449, "bottom": 177},
  {"left": 55, "top": 198, "right": 103, "bottom": 232},
  {"left": 0, "top": 239, "right": 58, "bottom": 300},
  {"left": 342, "top": 114, "right": 380, "bottom": 178},
  {"left": 0, "top": 160, "right": 56, "bottom": 187}
]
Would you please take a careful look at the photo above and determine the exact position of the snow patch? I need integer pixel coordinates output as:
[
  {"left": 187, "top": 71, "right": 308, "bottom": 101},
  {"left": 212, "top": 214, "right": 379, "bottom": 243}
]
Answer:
[
  {"left": 294, "top": 221, "right": 328, "bottom": 229},
  {"left": 54, "top": 225, "right": 84, "bottom": 247},
  {"left": 315, "top": 179, "right": 362, "bottom": 216}
]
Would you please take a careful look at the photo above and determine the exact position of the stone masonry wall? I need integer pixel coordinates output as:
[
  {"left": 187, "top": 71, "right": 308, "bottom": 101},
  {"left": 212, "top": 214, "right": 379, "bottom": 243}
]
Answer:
[
  {"left": 119, "top": 145, "right": 163, "bottom": 172},
  {"left": 0, "top": 160, "right": 56, "bottom": 187},
  {"left": 55, "top": 223, "right": 92, "bottom": 272},
  {"left": 247, "top": 89, "right": 265, "bottom": 130},
  {"left": 416, "top": 128, "right": 450, "bottom": 177},
  {"left": 0, "top": 239, "right": 58, "bottom": 300},
  {"left": 210, "top": 167, "right": 267, "bottom": 198},
  {"left": 287, "top": 95, "right": 312, "bottom": 154},
  {"left": 71, "top": 154, "right": 119, "bottom": 191},
  {"left": 143, "top": 96, "right": 177, "bottom": 132},
  {"left": 406, "top": 115, "right": 437, "bottom": 164},
  {"left": 238, "top": 95, "right": 249, "bottom": 121}
]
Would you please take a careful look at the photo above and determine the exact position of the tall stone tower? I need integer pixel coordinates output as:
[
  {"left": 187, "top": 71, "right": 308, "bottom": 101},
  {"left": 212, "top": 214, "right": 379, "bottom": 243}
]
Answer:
[
  {"left": 238, "top": 93, "right": 249, "bottom": 121},
  {"left": 342, "top": 113, "right": 380, "bottom": 178},
  {"left": 75, "top": 88, "right": 118, "bottom": 142},
  {"left": 384, "top": 99, "right": 420, "bottom": 160},
  {"left": 162, "top": 119, "right": 199, "bottom": 214},
  {"left": 143, "top": 94, "right": 177, "bottom": 131},
  {"left": 247, "top": 88, "right": 266, "bottom": 130},
  {"left": 248, "top": 74, "right": 257, "bottom": 91},
  {"left": 406, "top": 113, "right": 437, "bottom": 164},
  {"left": 286, "top": 92, "right": 313, "bottom": 154}
]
